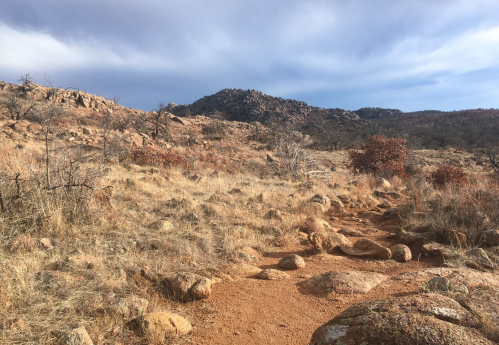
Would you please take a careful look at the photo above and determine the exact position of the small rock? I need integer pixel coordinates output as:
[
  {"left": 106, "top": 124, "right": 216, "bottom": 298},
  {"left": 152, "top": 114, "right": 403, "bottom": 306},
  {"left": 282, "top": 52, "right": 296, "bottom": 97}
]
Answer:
[
  {"left": 389, "top": 244, "right": 412, "bottom": 262},
  {"left": 340, "top": 238, "right": 392, "bottom": 259},
  {"left": 257, "top": 269, "right": 290, "bottom": 280},
  {"left": 308, "top": 232, "right": 350, "bottom": 254},
  {"left": 278, "top": 254, "right": 306, "bottom": 270},
  {"left": 149, "top": 220, "right": 174, "bottom": 232},
  {"left": 309, "top": 194, "right": 331, "bottom": 208},
  {"left": 140, "top": 311, "right": 192, "bottom": 340},
  {"left": 53, "top": 325, "right": 93, "bottom": 345},
  {"left": 40, "top": 237, "right": 54, "bottom": 250},
  {"left": 237, "top": 246, "right": 261, "bottom": 263},
  {"left": 164, "top": 273, "right": 212, "bottom": 302},
  {"left": 465, "top": 248, "right": 495, "bottom": 269},
  {"left": 338, "top": 228, "right": 364, "bottom": 237},
  {"left": 299, "top": 202, "right": 326, "bottom": 216},
  {"left": 264, "top": 209, "right": 283, "bottom": 221}
]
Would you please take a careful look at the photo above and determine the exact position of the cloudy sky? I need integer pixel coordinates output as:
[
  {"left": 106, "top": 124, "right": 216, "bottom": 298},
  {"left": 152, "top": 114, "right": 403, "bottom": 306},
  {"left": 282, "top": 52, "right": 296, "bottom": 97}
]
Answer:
[{"left": 1, "top": 0, "right": 499, "bottom": 112}]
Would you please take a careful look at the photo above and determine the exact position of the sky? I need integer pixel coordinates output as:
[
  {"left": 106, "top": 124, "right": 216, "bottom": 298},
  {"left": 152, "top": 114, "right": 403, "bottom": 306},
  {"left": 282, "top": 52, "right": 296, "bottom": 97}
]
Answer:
[{"left": 1, "top": 0, "right": 499, "bottom": 112}]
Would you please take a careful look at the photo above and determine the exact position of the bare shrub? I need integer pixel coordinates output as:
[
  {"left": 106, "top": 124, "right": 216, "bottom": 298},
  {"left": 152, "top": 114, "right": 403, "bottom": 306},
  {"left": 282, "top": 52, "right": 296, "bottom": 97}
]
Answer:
[
  {"left": 431, "top": 164, "right": 468, "bottom": 187},
  {"left": 126, "top": 145, "right": 192, "bottom": 169},
  {"left": 268, "top": 136, "right": 316, "bottom": 179},
  {"left": 349, "top": 135, "right": 408, "bottom": 178}
]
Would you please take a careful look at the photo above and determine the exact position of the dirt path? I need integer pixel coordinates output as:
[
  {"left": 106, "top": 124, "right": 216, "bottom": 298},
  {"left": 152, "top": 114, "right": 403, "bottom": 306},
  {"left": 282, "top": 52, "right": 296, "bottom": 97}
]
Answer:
[{"left": 184, "top": 210, "right": 438, "bottom": 345}]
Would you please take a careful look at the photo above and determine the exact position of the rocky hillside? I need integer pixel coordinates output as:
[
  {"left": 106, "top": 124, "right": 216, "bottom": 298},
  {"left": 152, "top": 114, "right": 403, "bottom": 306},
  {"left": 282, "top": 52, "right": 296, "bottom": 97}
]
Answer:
[
  {"left": 169, "top": 88, "right": 366, "bottom": 131},
  {"left": 356, "top": 107, "right": 404, "bottom": 119}
]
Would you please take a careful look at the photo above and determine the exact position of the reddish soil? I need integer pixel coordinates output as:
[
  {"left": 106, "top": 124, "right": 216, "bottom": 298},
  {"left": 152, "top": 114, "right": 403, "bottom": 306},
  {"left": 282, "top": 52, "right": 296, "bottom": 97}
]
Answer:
[{"left": 182, "top": 209, "right": 440, "bottom": 345}]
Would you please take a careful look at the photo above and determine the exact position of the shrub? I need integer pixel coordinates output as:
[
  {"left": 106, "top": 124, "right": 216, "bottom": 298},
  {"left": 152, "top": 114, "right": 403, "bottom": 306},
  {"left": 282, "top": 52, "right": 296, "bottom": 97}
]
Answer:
[
  {"left": 127, "top": 145, "right": 192, "bottom": 169},
  {"left": 349, "top": 135, "right": 409, "bottom": 178},
  {"left": 431, "top": 164, "right": 468, "bottom": 187}
]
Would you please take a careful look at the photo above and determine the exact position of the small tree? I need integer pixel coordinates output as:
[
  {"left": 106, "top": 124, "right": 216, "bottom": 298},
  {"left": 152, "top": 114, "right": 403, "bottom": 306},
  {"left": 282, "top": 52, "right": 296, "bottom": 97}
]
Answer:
[
  {"left": 349, "top": 135, "right": 409, "bottom": 178},
  {"left": 144, "top": 102, "right": 170, "bottom": 140}
]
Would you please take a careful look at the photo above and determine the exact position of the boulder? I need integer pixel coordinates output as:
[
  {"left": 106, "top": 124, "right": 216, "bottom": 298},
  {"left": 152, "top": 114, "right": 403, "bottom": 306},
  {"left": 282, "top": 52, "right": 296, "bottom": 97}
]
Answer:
[
  {"left": 163, "top": 273, "right": 212, "bottom": 302},
  {"left": 465, "top": 248, "right": 495, "bottom": 270},
  {"left": 299, "top": 202, "right": 326, "bottom": 216},
  {"left": 310, "top": 294, "right": 492, "bottom": 345},
  {"left": 308, "top": 232, "right": 350, "bottom": 254},
  {"left": 264, "top": 209, "right": 283, "bottom": 221},
  {"left": 328, "top": 195, "right": 344, "bottom": 208},
  {"left": 237, "top": 246, "right": 261, "bottom": 263},
  {"left": 420, "top": 276, "right": 469, "bottom": 295},
  {"left": 339, "top": 238, "right": 392, "bottom": 260},
  {"left": 305, "top": 271, "right": 387, "bottom": 294},
  {"left": 278, "top": 254, "right": 305, "bottom": 270},
  {"left": 224, "top": 263, "right": 262, "bottom": 278},
  {"left": 53, "top": 325, "right": 93, "bottom": 345},
  {"left": 389, "top": 244, "right": 412, "bottom": 262},
  {"left": 309, "top": 194, "right": 331, "bottom": 208},
  {"left": 140, "top": 311, "right": 192, "bottom": 341},
  {"left": 257, "top": 269, "right": 290, "bottom": 280}
]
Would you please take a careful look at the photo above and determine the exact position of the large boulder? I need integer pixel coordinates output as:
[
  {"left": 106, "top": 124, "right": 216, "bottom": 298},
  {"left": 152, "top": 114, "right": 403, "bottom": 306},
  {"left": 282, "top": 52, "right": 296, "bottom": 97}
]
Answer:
[
  {"left": 278, "top": 254, "right": 306, "bottom": 270},
  {"left": 310, "top": 294, "right": 493, "bottom": 345},
  {"left": 304, "top": 271, "right": 388, "bottom": 294},
  {"left": 339, "top": 238, "right": 392, "bottom": 259},
  {"left": 308, "top": 232, "right": 350, "bottom": 254}
]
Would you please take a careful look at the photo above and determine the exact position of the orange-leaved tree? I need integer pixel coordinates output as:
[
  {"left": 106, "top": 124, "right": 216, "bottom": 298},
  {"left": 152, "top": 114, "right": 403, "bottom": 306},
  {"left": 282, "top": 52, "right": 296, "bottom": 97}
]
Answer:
[{"left": 349, "top": 135, "right": 408, "bottom": 178}]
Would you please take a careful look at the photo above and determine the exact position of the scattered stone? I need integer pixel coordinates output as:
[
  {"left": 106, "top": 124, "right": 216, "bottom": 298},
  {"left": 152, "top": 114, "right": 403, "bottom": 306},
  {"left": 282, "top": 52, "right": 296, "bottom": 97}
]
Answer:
[
  {"left": 110, "top": 295, "right": 149, "bottom": 321},
  {"left": 338, "top": 228, "right": 364, "bottom": 237},
  {"left": 228, "top": 188, "right": 243, "bottom": 195},
  {"left": 53, "top": 325, "right": 93, "bottom": 345},
  {"left": 224, "top": 263, "right": 262, "bottom": 278},
  {"left": 63, "top": 254, "right": 97, "bottom": 270},
  {"left": 39, "top": 271, "right": 86, "bottom": 289},
  {"left": 374, "top": 190, "right": 402, "bottom": 199},
  {"left": 264, "top": 209, "right": 283, "bottom": 221},
  {"left": 140, "top": 311, "right": 192, "bottom": 340},
  {"left": 39, "top": 237, "right": 54, "bottom": 250},
  {"left": 310, "top": 294, "right": 490, "bottom": 345},
  {"left": 208, "top": 192, "right": 233, "bottom": 204},
  {"left": 304, "top": 271, "right": 388, "bottom": 294},
  {"left": 308, "top": 232, "right": 350, "bottom": 254},
  {"left": 309, "top": 194, "right": 331, "bottom": 208},
  {"left": 237, "top": 247, "right": 261, "bottom": 263},
  {"left": 149, "top": 220, "right": 174, "bottom": 232},
  {"left": 389, "top": 244, "right": 412, "bottom": 262},
  {"left": 339, "top": 238, "right": 392, "bottom": 260},
  {"left": 376, "top": 178, "right": 391, "bottom": 189},
  {"left": 299, "top": 202, "right": 326, "bottom": 216},
  {"left": 278, "top": 254, "right": 306, "bottom": 270},
  {"left": 328, "top": 195, "right": 344, "bottom": 208},
  {"left": 163, "top": 273, "right": 212, "bottom": 302},
  {"left": 257, "top": 269, "right": 290, "bottom": 280}
]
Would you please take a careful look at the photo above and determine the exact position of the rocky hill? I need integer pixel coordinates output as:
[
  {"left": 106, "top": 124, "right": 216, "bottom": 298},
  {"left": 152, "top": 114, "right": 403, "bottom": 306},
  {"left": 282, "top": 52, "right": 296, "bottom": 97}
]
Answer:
[
  {"left": 168, "top": 88, "right": 366, "bottom": 131},
  {"left": 356, "top": 107, "right": 404, "bottom": 119}
]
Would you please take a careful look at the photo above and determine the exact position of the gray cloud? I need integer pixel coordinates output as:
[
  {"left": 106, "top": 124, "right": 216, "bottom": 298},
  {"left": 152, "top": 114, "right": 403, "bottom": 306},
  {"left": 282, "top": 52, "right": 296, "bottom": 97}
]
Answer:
[{"left": 1, "top": 0, "right": 498, "bottom": 111}]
